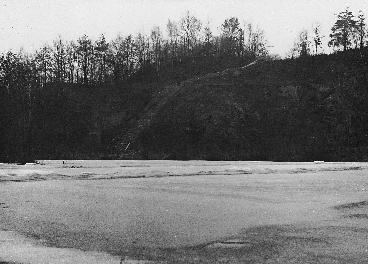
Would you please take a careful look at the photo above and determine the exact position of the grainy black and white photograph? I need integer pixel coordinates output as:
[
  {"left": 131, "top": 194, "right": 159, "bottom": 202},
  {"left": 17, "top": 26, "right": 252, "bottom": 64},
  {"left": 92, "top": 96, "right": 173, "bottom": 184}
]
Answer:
[{"left": 1, "top": 0, "right": 368, "bottom": 263}]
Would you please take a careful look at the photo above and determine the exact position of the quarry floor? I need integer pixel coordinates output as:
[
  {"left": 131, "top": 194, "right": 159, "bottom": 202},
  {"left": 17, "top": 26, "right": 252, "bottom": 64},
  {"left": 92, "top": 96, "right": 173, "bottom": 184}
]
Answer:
[{"left": 0, "top": 161, "right": 368, "bottom": 263}]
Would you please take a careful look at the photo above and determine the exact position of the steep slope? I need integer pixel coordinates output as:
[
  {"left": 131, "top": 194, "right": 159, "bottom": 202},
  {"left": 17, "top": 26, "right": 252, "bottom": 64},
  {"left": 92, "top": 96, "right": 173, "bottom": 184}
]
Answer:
[
  {"left": 118, "top": 49, "right": 368, "bottom": 161},
  {"left": 115, "top": 60, "right": 260, "bottom": 159},
  {"left": 115, "top": 83, "right": 182, "bottom": 158}
]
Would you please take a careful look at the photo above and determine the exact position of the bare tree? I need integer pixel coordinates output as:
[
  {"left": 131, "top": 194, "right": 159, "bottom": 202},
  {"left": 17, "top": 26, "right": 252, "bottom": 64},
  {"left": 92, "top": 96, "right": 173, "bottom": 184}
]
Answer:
[
  {"left": 203, "top": 22, "right": 214, "bottom": 57},
  {"left": 35, "top": 45, "right": 53, "bottom": 85},
  {"left": 52, "top": 36, "right": 66, "bottom": 83},
  {"left": 111, "top": 34, "right": 136, "bottom": 80},
  {"left": 150, "top": 26, "right": 163, "bottom": 74},
  {"left": 245, "top": 23, "right": 268, "bottom": 56},
  {"left": 180, "top": 11, "right": 202, "bottom": 53},
  {"left": 289, "top": 30, "right": 311, "bottom": 58},
  {"left": 167, "top": 19, "right": 179, "bottom": 66},
  {"left": 77, "top": 35, "right": 93, "bottom": 84},
  {"left": 356, "top": 10, "right": 366, "bottom": 49},
  {"left": 312, "top": 24, "right": 323, "bottom": 54},
  {"left": 220, "top": 17, "right": 242, "bottom": 56},
  {"left": 94, "top": 34, "right": 109, "bottom": 83},
  {"left": 135, "top": 32, "right": 150, "bottom": 71},
  {"left": 65, "top": 41, "right": 77, "bottom": 83}
]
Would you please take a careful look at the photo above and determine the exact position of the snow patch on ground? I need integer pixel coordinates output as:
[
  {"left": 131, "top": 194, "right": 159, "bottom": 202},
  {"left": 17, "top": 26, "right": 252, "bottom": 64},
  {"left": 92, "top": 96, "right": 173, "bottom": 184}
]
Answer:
[
  {"left": 0, "top": 161, "right": 367, "bottom": 182},
  {"left": 0, "top": 230, "right": 121, "bottom": 264},
  {"left": 0, "top": 230, "right": 156, "bottom": 264}
]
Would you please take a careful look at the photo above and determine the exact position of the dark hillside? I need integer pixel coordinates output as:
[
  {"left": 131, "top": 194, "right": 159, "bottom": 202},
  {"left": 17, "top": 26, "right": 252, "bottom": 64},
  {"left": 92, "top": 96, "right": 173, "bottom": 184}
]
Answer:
[
  {"left": 0, "top": 13, "right": 269, "bottom": 162},
  {"left": 124, "top": 49, "right": 368, "bottom": 161},
  {"left": 0, "top": 81, "right": 152, "bottom": 161},
  {"left": 1, "top": 49, "right": 368, "bottom": 161}
]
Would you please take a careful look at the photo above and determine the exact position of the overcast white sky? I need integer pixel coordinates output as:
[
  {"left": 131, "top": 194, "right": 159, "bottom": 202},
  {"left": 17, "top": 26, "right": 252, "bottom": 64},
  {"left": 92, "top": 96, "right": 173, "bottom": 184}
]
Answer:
[{"left": 0, "top": 0, "right": 367, "bottom": 56}]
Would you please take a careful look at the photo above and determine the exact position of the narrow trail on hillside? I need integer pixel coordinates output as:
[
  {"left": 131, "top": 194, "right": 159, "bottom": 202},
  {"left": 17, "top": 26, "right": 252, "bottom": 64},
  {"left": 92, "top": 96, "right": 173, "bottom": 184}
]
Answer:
[
  {"left": 116, "top": 60, "right": 259, "bottom": 158},
  {"left": 242, "top": 59, "right": 258, "bottom": 69},
  {"left": 115, "top": 83, "right": 182, "bottom": 158}
]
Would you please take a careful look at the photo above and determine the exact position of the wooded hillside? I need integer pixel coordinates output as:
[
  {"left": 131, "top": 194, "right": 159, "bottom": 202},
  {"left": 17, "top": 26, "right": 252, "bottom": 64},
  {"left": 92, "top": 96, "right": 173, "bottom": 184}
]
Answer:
[
  {"left": 133, "top": 49, "right": 368, "bottom": 161},
  {"left": 1, "top": 8, "right": 368, "bottom": 162}
]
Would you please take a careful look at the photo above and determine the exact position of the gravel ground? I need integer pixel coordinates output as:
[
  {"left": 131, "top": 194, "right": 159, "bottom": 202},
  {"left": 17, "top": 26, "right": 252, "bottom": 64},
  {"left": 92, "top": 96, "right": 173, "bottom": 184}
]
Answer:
[{"left": 1, "top": 161, "right": 368, "bottom": 263}]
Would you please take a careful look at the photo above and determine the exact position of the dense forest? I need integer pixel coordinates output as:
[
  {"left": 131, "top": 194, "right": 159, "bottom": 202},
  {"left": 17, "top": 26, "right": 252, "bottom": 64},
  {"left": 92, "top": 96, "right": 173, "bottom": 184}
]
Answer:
[
  {"left": 1, "top": 8, "right": 368, "bottom": 162},
  {"left": 0, "top": 12, "right": 268, "bottom": 162}
]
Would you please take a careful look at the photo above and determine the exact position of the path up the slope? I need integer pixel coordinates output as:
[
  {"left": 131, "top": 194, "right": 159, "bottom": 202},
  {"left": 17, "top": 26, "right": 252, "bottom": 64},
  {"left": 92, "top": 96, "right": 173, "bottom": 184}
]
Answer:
[
  {"left": 116, "top": 83, "right": 182, "bottom": 158},
  {"left": 116, "top": 60, "right": 259, "bottom": 159}
]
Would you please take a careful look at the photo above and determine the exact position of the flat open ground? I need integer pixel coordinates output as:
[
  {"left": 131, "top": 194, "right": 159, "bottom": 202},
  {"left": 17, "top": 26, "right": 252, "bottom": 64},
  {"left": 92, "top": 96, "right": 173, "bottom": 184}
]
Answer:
[{"left": 1, "top": 161, "right": 368, "bottom": 263}]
